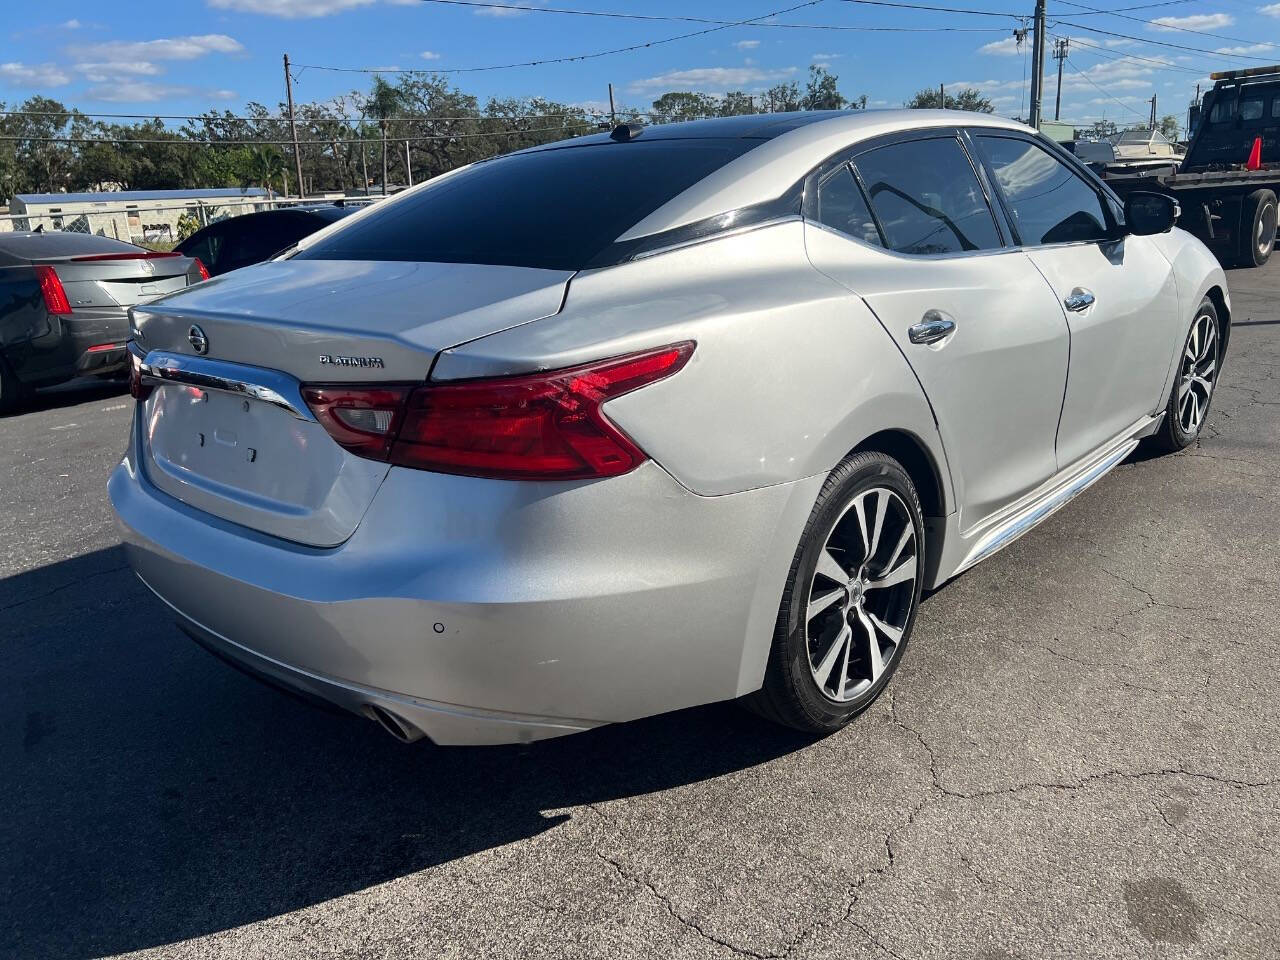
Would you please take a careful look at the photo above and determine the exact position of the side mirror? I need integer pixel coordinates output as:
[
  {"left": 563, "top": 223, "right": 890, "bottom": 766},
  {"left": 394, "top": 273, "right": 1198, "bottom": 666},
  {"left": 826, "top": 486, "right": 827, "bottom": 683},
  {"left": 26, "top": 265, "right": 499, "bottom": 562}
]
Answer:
[{"left": 1123, "top": 191, "right": 1180, "bottom": 236}]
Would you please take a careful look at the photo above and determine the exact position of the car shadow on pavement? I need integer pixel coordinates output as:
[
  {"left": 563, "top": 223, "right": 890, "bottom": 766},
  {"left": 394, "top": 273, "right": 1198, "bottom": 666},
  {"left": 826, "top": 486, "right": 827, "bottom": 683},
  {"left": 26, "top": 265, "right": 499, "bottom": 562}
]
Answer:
[
  {"left": 2, "top": 546, "right": 817, "bottom": 960},
  {"left": 4, "top": 377, "right": 129, "bottom": 418}
]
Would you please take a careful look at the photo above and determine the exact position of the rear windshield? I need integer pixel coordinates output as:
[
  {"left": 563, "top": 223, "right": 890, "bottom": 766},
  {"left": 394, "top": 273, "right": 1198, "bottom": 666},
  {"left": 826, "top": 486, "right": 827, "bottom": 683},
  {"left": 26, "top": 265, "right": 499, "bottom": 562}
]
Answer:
[{"left": 294, "top": 139, "right": 761, "bottom": 271}]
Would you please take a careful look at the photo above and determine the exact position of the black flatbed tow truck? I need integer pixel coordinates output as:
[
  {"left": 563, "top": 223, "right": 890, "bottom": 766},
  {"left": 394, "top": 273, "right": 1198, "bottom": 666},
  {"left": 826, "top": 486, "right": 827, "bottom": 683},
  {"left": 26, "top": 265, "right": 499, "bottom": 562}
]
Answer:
[{"left": 1102, "top": 65, "right": 1280, "bottom": 268}]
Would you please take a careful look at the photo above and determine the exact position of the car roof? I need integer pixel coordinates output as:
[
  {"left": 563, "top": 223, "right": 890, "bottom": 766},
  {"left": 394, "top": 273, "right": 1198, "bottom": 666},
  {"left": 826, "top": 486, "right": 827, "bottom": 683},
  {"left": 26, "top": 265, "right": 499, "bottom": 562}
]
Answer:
[{"left": 594, "top": 109, "right": 1030, "bottom": 241}]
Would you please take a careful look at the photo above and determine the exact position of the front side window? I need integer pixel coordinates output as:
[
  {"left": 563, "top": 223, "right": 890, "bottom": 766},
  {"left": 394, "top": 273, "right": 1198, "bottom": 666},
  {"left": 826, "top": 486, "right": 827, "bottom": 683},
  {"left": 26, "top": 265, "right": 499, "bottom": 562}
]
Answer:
[
  {"left": 977, "top": 135, "right": 1110, "bottom": 246},
  {"left": 814, "top": 165, "right": 883, "bottom": 247},
  {"left": 852, "top": 137, "right": 1001, "bottom": 255}
]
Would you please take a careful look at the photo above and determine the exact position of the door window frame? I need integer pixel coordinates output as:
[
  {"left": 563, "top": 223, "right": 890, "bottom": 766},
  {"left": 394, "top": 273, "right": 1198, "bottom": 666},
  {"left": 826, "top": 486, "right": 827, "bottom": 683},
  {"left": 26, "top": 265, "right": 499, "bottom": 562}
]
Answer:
[
  {"left": 964, "top": 128, "right": 1123, "bottom": 250},
  {"left": 801, "top": 126, "right": 1014, "bottom": 259}
]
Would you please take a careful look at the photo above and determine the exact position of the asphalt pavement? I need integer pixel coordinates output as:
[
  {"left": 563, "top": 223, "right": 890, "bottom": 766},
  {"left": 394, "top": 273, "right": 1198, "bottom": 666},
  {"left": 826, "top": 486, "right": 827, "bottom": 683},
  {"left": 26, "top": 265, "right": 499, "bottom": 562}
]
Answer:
[{"left": 3, "top": 265, "right": 1279, "bottom": 960}]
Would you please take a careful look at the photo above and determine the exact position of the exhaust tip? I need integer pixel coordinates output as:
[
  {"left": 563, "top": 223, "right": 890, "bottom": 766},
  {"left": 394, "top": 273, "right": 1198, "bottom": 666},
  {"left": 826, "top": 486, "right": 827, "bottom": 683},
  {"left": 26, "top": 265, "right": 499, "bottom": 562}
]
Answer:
[{"left": 366, "top": 703, "right": 426, "bottom": 743}]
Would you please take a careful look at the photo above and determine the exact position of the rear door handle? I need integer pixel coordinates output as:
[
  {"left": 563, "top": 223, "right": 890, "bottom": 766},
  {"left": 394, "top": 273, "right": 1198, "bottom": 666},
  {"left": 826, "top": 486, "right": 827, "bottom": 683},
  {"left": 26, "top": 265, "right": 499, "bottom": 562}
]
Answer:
[
  {"left": 908, "top": 311, "right": 956, "bottom": 345},
  {"left": 1064, "top": 289, "right": 1096, "bottom": 312}
]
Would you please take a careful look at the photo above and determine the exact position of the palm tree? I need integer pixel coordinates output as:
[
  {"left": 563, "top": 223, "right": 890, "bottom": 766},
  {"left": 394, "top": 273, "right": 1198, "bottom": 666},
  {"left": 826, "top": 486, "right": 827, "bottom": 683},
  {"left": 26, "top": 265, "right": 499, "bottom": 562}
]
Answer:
[
  {"left": 247, "top": 146, "right": 286, "bottom": 199},
  {"left": 366, "top": 77, "right": 403, "bottom": 196}
]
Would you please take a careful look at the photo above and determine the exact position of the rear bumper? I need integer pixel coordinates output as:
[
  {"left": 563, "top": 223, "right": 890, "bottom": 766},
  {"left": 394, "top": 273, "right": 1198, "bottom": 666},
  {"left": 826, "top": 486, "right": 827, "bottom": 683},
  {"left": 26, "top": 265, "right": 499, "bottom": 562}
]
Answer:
[{"left": 109, "top": 409, "right": 820, "bottom": 745}]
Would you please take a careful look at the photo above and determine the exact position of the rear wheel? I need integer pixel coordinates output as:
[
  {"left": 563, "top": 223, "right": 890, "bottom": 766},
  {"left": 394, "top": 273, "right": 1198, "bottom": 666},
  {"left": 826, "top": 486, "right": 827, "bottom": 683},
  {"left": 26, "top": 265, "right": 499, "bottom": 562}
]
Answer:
[
  {"left": 1239, "top": 189, "right": 1276, "bottom": 267},
  {"left": 1148, "top": 297, "right": 1219, "bottom": 453},
  {"left": 748, "top": 451, "right": 924, "bottom": 734}
]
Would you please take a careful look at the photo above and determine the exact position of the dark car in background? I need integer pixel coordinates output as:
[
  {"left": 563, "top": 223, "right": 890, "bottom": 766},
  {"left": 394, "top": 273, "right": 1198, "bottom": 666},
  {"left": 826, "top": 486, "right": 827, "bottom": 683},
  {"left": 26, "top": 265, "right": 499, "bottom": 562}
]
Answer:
[
  {"left": 0, "top": 232, "right": 204, "bottom": 413},
  {"left": 175, "top": 204, "right": 356, "bottom": 277}
]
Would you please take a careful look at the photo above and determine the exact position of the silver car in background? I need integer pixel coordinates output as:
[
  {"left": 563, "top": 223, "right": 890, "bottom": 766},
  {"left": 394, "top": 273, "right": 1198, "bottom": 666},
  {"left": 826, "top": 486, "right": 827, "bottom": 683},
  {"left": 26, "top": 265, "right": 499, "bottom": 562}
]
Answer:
[{"left": 109, "top": 110, "right": 1228, "bottom": 745}]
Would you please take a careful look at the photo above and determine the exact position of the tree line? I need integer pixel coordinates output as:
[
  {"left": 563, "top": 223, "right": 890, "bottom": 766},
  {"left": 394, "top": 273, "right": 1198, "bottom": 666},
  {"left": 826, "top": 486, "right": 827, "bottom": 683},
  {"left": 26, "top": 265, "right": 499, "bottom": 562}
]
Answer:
[{"left": 0, "top": 67, "right": 996, "bottom": 205}]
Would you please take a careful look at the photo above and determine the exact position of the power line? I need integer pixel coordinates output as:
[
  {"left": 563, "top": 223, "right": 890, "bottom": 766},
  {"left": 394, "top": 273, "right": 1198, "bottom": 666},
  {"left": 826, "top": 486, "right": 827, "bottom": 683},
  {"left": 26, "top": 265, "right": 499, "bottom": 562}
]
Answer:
[
  {"left": 1064, "top": 57, "right": 1148, "bottom": 117},
  {"left": 1054, "top": 0, "right": 1279, "bottom": 48},
  {"left": 295, "top": 0, "right": 825, "bottom": 74},
  {"left": 1048, "top": 18, "right": 1277, "bottom": 60},
  {"left": 1050, "top": 31, "right": 1206, "bottom": 74},
  {"left": 0, "top": 125, "right": 583, "bottom": 147}
]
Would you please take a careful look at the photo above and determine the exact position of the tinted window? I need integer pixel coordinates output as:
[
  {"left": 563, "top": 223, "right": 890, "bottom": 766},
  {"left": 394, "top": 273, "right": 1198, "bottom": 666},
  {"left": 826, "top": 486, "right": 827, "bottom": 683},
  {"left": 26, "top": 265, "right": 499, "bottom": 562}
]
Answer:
[
  {"left": 1209, "top": 95, "right": 1237, "bottom": 124},
  {"left": 814, "top": 165, "right": 882, "bottom": 247},
  {"left": 852, "top": 137, "right": 1001, "bottom": 255},
  {"left": 221, "top": 215, "right": 314, "bottom": 272},
  {"left": 1241, "top": 97, "right": 1265, "bottom": 121},
  {"left": 1273, "top": 98, "right": 1280, "bottom": 119},
  {"left": 978, "top": 136, "right": 1109, "bottom": 246},
  {"left": 296, "top": 140, "right": 761, "bottom": 271}
]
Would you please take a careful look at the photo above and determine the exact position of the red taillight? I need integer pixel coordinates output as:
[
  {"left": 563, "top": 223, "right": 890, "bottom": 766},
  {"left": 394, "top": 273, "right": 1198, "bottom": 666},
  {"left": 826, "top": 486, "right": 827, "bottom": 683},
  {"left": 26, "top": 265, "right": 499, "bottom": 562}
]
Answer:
[
  {"left": 193, "top": 257, "right": 210, "bottom": 281},
  {"left": 301, "top": 384, "right": 414, "bottom": 460},
  {"left": 302, "top": 342, "right": 694, "bottom": 480},
  {"left": 34, "top": 265, "right": 72, "bottom": 315},
  {"left": 128, "top": 347, "right": 151, "bottom": 401}
]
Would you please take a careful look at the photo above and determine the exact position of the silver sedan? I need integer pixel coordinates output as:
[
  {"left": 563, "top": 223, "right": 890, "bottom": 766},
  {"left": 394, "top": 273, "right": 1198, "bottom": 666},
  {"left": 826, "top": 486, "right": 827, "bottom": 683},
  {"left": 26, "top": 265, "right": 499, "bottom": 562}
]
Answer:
[{"left": 110, "top": 110, "right": 1228, "bottom": 745}]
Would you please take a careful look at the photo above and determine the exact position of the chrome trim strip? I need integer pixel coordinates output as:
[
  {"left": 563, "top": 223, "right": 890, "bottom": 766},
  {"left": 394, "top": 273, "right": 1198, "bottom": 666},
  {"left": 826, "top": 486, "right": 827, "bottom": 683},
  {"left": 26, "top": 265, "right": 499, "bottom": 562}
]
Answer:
[
  {"left": 629, "top": 215, "right": 802, "bottom": 261},
  {"left": 137, "top": 347, "right": 316, "bottom": 421},
  {"left": 954, "top": 423, "right": 1151, "bottom": 575}
]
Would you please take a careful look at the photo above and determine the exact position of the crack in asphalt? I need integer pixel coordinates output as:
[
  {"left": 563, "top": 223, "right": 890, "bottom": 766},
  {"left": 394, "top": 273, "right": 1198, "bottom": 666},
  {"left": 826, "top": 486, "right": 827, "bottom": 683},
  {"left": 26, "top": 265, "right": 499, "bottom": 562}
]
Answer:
[
  {"left": 596, "top": 852, "right": 783, "bottom": 960},
  {"left": 0, "top": 564, "right": 130, "bottom": 614}
]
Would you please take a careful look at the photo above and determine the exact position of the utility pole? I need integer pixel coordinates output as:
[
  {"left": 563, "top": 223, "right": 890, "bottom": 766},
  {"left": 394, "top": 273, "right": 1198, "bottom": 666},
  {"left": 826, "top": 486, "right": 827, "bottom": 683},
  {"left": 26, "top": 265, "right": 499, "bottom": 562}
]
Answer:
[
  {"left": 939, "top": 83, "right": 946, "bottom": 109},
  {"left": 1028, "top": 0, "right": 1047, "bottom": 129},
  {"left": 283, "top": 54, "right": 305, "bottom": 199},
  {"left": 1149, "top": 94, "right": 1157, "bottom": 130},
  {"left": 403, "top": 140, "right": 413, "bottom": 187},
  {"left": 608, "top": 83, "right": 617, "bottom": 124},
  {"left": 1052, "top": 37, "right": 1069, "bottom": 121}
]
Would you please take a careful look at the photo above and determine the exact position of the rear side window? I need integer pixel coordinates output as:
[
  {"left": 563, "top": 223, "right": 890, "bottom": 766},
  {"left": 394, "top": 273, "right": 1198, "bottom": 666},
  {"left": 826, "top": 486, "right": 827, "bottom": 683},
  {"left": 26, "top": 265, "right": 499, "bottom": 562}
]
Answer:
[
  {"left": 1241, "top": 97, "right": 1265, "bottom": 121},
  {"left": 977, "top": 135, "right": 1110, "bottom": 246},
  {"left": 852, "top": 137, "right": 1001, "bottom": 255},
  {"left": 1209, "top": 95, "right": 1237, "bottom": 124},
  {"left": 814, "top": 165, "right": 883, "bottom": 247},
  {"left": 295, "top": 139, "right": 761, "bottom": 271}
]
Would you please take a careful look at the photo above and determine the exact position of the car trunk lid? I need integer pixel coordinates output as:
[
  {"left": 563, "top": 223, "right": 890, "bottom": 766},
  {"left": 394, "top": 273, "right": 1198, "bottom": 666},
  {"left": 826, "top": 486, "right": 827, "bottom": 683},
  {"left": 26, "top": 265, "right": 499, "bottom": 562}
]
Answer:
[
  {"left": 131, "top": 259, "right": 573, "bottom": 547},
  {"left": 38, "top": 251, "right": 194, "bottom": 311}
]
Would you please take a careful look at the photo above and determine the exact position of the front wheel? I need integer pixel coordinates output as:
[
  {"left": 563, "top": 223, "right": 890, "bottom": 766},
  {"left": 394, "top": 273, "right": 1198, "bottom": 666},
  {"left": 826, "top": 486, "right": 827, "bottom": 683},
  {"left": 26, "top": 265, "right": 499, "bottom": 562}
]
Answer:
[
  {"left": 1148, "top": 296, "right": 1220, "bottom": 453},
  {"left": 747, "top": 451, "right": 925, "bottom": 734}
]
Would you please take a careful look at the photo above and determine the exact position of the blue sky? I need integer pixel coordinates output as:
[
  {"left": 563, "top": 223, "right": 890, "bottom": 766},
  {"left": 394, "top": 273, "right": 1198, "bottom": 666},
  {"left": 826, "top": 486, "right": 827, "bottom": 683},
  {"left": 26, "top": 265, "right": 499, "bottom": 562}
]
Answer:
[{"left": 4, "top": 0, "right": 1279, "bottom": 129}]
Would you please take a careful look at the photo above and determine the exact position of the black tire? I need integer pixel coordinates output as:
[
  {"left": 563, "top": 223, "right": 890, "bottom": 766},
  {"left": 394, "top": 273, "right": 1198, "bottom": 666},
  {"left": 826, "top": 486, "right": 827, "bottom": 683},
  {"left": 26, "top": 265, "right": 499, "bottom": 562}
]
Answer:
[
  {"left": 1148, "top": 296, "right": 1220, "bottom": 454},
  {"left": 1239, "top": 189, "right": 1277, "bottom": 268},
  {"left": 0, "top": 356, "right": 24, "bottom": 416},
  {"left": 747, "top": 450, "right": 925, "bottom": 734}
]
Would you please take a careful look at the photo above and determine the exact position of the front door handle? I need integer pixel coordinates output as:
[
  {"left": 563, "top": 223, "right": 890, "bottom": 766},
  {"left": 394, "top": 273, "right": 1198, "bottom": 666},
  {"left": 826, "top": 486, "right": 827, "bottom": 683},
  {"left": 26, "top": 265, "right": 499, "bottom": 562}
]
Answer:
[
  {"left": 908, "top": 310, "right": 956, "bottom": 345},
  {"left": 1064, "top": 289, "right": 1096, "bottom": 312}
]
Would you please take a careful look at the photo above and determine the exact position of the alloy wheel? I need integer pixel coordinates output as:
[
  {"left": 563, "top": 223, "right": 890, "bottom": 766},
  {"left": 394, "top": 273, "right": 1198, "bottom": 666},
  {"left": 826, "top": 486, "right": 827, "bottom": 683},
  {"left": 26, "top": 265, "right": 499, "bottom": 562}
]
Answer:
[
  {"left": 805, "top": 487, "right": 918, "bottom": 703},
  {"left": 1177, "top": 311, "right": 1218, "bottom": 436}
]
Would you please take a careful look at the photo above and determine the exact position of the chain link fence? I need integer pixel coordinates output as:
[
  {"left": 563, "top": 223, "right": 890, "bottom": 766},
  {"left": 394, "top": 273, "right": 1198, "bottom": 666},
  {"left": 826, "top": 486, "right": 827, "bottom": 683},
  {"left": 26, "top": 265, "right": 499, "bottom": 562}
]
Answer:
[{"left": 0, "top": 195, "right": 381, "bottom": 249}]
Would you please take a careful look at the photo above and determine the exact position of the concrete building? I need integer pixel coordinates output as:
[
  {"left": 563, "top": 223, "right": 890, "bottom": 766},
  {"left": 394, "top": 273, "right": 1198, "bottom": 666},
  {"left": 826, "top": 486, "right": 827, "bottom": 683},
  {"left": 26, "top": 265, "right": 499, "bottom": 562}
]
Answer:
[{"left": 5, "top": 188, "right": 270, "bottom": 242}]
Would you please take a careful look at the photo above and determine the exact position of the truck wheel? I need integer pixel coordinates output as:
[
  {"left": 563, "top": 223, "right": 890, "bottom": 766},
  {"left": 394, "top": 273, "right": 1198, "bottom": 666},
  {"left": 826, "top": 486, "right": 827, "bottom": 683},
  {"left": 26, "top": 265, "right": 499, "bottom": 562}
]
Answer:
[{"left": 1240, "top": 189, "right": 1277, "bottom": 267}]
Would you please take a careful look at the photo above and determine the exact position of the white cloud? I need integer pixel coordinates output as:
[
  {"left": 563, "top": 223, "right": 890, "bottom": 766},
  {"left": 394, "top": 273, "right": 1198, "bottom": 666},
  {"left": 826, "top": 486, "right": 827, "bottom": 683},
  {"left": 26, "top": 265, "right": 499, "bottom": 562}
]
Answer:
[
  {"left": 472, "top": 0, "right": 547, "bottom": 15},
  {"left": 1149, "top": 12, "right": 1234, "bottom": 30},
  {"left": 1214, "top": 43, "right": 1273, "bottom": 54},
  {"left": 1262, "top": 3, "right": 1280, "bottom": 16},
  {"left": 73, "top": 34, "right": 244, "bottom": 61},
  {"left": 207, "top": 0, "right": 376, "bottom": 16},
  {"left": 0, "top": 61, "right": 71, "bottom": 87},
  {"left": 734, "top": 40, "right": 761, "bottom": 50},
  {"left": 978, "top": 36, "right": 1024, "bottom": 56},
  {"left": 75, "top": 61, "right": 164, "bottom": 83},
  {"left": 63, "top": 19, "right": 81, "bottom": 28},
  {"left": 628, "top": 66, "right": 798, "bottom": 94},
  {"left": 85, "top": 81, "right": 193, "bottom": 102},
  {"left": 811, "top": 53, "right": 841, "bottom": 61},
  {"left": 420, "top": 50, "right": 441, "bottom": 60}
]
